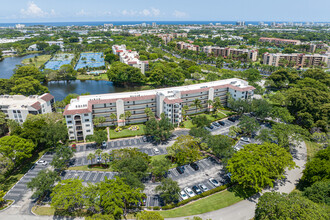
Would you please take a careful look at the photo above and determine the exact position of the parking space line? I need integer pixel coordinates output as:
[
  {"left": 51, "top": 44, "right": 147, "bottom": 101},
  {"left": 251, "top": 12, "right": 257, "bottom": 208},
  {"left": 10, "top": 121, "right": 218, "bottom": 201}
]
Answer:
[{"left": 100, "top": 172, "right": 106, "bottom": 181}]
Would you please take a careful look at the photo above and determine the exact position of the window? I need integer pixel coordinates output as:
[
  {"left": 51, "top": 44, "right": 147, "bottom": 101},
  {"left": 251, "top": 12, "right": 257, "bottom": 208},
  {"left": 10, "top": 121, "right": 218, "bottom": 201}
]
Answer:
[
  {"left": 67, "top": 121, "right": 72, "bottom": 124},
  {"left": 104, "top": 104, "right": 106, "bottom": 107},
  {"left": 235, "top": 90, "right": 236, "bottom": 93},
  {"left": 14, "top": 115, "right": 17, "bottom": 118},
  {"left": 234, "top": 95, "right": 236, "bottom": 97},
  {"left": 85, "top": 119, "right": 89, "bottom": 122},
  {"left": 68, "top": 126, "right": 73, "bottom": 129},
  {"left": 84, "top": 114, "right": 88, "bottom": 116},
  {"left": 66, "top": 115, "right": 71, "bottom": 118},
  {"left": 13, "top": 110, "right": 16, "bottom": 113},
  {"left": 86, "top": 130, "right": 91, "bottom": 132},
  {"left": 20, "top": 119, "right": 23, "bottom": 122},
  {"left": 17, "top": 110, "right": 21, "bottom": 113},
  {"left": 86, "top": 124, "right": 90, "bottom": 127},
  {"left": 69, "top": 131, "right": 74, "bottom": 134}
]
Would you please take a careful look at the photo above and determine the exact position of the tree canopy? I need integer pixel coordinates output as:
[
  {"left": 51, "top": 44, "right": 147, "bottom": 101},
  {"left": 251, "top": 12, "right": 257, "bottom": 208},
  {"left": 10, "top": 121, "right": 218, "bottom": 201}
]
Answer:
[{"left": 107, "top": 62, "right": 146, "bottom": 86}]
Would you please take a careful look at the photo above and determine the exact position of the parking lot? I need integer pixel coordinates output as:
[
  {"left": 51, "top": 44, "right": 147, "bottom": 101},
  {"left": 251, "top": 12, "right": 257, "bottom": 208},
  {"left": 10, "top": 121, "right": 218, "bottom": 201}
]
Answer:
[
  {"left": 207, "top": 118, "right": 239, "bottom": 134},
  {"left": 4, "top": 153, "right": 54, "bottom": 202},
  {"left": 61, "top": 170, "right": 117, "bottom": 183}
]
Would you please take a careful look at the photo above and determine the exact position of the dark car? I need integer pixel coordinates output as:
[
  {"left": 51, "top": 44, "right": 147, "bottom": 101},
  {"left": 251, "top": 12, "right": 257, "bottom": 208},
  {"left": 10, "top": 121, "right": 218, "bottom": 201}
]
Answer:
[
  {"left": 176, "top": 166, "right": 185, "bottom": 174},
  {"left": 218, "top": 121, "right": 225, "bottom": 126},
  {"left": 212, "top": 122, "right": 219, "bottom": 127},
  {"left": 208, "top": 125, "right": 214, "bottom": 129},
  {"left": 228, "top": 117, "right": 236, "bottom": 122},
  {"left": 192, "top": 185, "right": 202, "bottom": 195},
  {"left": 190, "top": 162, "right": 199, "bottom": 171}
]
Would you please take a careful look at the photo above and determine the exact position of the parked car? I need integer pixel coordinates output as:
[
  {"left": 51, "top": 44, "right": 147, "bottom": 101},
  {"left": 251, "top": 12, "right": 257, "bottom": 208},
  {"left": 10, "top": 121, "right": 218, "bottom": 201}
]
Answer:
[
  {"left": 97, "top": 156, "right": 102, "bottom": 163},
  {"left": 179, "top": 190, "right": 189, "bottom": 200},
  {"left": 198, "top": 184, "right": 209, "bottom": 192},
  {"left": 228, "top": 117, "right": 236, "bottom": 122},
  {"left": 176, "top": 166, "right": 185, "bottom": 174},
  {"left": 212, "top": 122, "right": 219, "bottom": 127},
  {"left": 218, "top": 121, "right": 225, "bottom": 126},
  {"left": 208, "top": 125, "right": 214, "bottom": 129},
  {"left": 190, "top": 162, "right": 199, "bottom": 171},
  {"left": 36, "top": 160, "right": 47, "bottom": 166},
  {"left": 184, "top": 187, "right": 196, "bottom": 197},
  {"left": 240, "top": 137, "right": 251, "bottom": 142},
  {"left": 209, "top": 178, "right": 220, "bottom": 187},
  {"left": 142, "top": 136, "right": 147, "bottom": 142},
  {"left": 153, "top": 148, "right": 160, "bottom": 154},
  {"left": 141, "top": 197, "right": 146, "bottom": 206},
  {"left": 102, "top": 141, "right": 107, "bottom": 148},
  {"left": 192, "top": 185, "right": 202, "bottom": 195}
]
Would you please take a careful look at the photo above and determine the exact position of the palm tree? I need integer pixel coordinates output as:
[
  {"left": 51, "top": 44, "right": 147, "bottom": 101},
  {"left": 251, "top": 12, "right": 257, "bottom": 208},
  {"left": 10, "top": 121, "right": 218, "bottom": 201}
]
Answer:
[
  {"left": 95, "top": 149, "right": 103, "bottom": 163},
  {"left": 87, "top": 153, "right": 95, "bottom": 165},
  {"left": 213, "top": 97, "right": 223, "bottom": 112},
  {"left": 191, "top": 98, "right": 202, "bottom": 113},
  {"left": 125, "top": 111, "right": 132, "bottom": 125},
  {"left": 144, "top": 107, "right": 154, "bottom": 120},
  {"left": 110, "top": 113, "right": 117, "bottom": 127},
  {"left": 119, "top": 113, "right": 125, "bottom": 126},
  {"left": 182, "top": 105, "right": 189, "bottom": 121},
  {"left": 102, "top": 152, "right": 110, "bottom": 164},
  {"left": 207, "top": 100, "right": 213, "bottom": 112}
]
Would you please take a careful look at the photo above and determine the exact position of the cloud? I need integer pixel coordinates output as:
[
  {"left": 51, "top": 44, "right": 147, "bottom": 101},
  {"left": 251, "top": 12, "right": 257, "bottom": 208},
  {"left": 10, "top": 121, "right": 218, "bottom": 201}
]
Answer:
[
  {"left": 122, "top": 9, "right": 137, "bottom": 16},
  {"left": 122, "top": 8, "right": 161, "bottom": 17},
  {"left": 76, "top": 9, "right": 89, "bottom": 16},
  {"left": 20, "top": 1, "right": 56, "bottom": 18},
  {"left": 151, "top": 8, "right": 160, "bottom": 16},
  {"left": 173, "top": 10, "right": 188, "bottom": 18}
]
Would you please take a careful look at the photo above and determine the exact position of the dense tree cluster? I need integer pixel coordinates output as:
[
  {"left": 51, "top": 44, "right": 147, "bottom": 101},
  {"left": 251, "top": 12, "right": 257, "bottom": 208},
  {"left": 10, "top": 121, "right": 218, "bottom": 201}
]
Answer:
[
  {"left": 145, "top": 113, "right": 174, "bottom": 143},
  {"left": 107, "top": 62, "right": 146, "bottom": 86}
]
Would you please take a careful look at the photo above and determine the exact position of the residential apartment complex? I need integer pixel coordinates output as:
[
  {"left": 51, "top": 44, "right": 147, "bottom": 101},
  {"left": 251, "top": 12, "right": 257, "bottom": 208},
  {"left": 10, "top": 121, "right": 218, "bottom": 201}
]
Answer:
[
  {"left": 0, "top": 93, "right": 55, "bottom": 124},
  {"left": 157, "top": 33, "right": 188, "bottom": 44},
  {"left": 176, "top": 41, "right": 200, "bottom": 52},
  {"left": 259, "top": 37, "right": 301, "bottom": 46},
  {"left": 63, "top": 79, "right": 255, "bottom": 141},
  {"left": 112, "top": 45, "right": 149, "bottom": 74},
  {"left": 202, "top": 46, "right": 258, "bottom": 61},
  {"left": 263, "top": 52, "right": 330, "bottom": 68}
]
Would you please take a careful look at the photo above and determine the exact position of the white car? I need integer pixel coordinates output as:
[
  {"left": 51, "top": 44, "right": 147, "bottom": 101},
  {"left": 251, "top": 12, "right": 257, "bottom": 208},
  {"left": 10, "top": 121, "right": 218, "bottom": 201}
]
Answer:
[
  {"left": 153, "top": 148, "right": 160, "bottom": 154},
  {"left": 240, "top": 137, "right": 251, "bottom": 143},
  {"left": 198, "top": 184, "right": 209, "bottom": 192},
  {"left": 184, "top": 187, "right": 196, "bottom": 197},
  {"left": 36, "top": 160, "right": 47, "bottom": 166},
  {"left": 209, "top": 178, "right": 220, "bottom": 187},
  {"left": 179, "top": 190, "right": 189, "bottom": 200},
  {"left": 102, "top": 141, "right": 107, "bottom": 147}
]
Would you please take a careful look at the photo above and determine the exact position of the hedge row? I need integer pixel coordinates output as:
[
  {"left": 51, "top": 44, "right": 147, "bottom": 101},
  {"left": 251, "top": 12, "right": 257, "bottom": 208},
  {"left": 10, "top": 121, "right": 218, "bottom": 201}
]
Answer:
[{"left": 154, "top": 183, "right": 231, "bottom": 210}]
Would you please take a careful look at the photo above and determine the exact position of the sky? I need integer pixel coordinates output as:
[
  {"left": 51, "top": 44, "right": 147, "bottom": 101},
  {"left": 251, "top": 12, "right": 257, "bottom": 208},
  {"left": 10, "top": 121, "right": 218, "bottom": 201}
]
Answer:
[{"left": 0, "top": 0, "right": 329, "bottom": 23}]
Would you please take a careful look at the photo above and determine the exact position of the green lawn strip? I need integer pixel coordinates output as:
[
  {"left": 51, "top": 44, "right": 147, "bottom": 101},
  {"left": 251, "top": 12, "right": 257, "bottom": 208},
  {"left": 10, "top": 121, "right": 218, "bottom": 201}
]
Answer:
[
  {"left": 76, "top": 73, "right": 109, "bottom": 81},
  {"left": 159, "top": 190, "right": 243, "bottom": 218},
  {"left": 0, "top": 200, "right": 14, "bottom": 211},
  {"left": 67, "top": 165, "right": 114, "bottom": 172},
  {"left": 32, "top": 206, "right": 55, "bottom": 216},
  {"left": 0, "top": 149, "right": 47, "bottom": 192},
  {"left": 21, "top": 55, "right": 51, "bottom": 68},
  {"left": 109, "top": 124, "right": 146, "bottom": 139},
  {"left": 305, "top": 141, "right": 323, "bottom": 161},
  {"left": 184, "top": 112, "right": 229, "bottom": 129}
]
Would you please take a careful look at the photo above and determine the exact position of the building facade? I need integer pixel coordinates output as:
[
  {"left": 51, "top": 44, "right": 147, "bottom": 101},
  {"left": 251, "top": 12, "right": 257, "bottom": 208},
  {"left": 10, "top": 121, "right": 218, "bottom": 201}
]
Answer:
[
  {"left": 177, "top": 41, "right": 200, "bottom": 52},
  {"left": 112, "top": 45, "right": 149, "bottom": 74},
  {"left": 202, "top": 46, "right": 258, "bottom": 61},
  {"left": 259, "top": 37, "right": 301, "bottom": 46},
  {"left": 263, "top": 52, "right": 330, "bottom": 68},
  {"left": 0, "top": 93, "right": 55, "bottom": 124},
  {"left": 63, "top": 79, "right": 255, "bottom": 141}
]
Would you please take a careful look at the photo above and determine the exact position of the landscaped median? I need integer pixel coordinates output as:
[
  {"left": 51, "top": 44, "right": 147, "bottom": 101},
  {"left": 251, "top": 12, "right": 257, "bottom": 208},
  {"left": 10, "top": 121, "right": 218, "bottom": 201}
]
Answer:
[{"left": 109, "top": 124, "right": 147, "bottom": 139}]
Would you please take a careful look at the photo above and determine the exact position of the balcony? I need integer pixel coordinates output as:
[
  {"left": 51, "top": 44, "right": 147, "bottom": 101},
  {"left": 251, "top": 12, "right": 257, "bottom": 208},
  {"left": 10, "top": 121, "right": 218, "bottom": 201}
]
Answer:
[
  {"left": 75, "top": 120, "right": 82, "bottom": 126},
  {"left": 76, "top": 126, "right": 83, "bottom": 131}
]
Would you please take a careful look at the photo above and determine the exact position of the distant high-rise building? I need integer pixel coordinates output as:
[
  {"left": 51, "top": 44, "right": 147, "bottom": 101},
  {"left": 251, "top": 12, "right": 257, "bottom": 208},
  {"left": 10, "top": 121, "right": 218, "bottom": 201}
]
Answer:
[
  {"left": 104, "top": 23, "right": 113, "bottom": 28},
  {"left": 141, "top": 23, "right": 147, "bottom": 27},
  {"left": 258, "top": 21, "right": 264, "bottom": 26},
  {"left": 271, "top": 22, "right": 277, "bottom": 27},
  {"left": 236, "top": 21, "right": 245, "bottom": 26},
  {"left": 15, "top": 24, "right": 25, "bottom": 29},
  {"left": 152, "top": 22, "right": 157, "bottom": 27}
]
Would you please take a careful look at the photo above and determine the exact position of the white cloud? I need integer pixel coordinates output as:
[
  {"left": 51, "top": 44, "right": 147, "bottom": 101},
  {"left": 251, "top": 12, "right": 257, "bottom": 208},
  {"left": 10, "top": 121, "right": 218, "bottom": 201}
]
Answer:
[
  {"left": 122, "top": 10, "right": 137, "bottom": 16},
  {"left": 173, "top": 10, "right": 188, "bottom": 18},
  {"left": 151, "top": 8, "right": 160, "bottom": 16},
  {"left": 20, "top": 1, "right": 48, "bottom": 17},
  {"left": 141, "top": 9, "right": 151, "bottom": 16},
  {"left": 122, "top": 8, "right": 161, "bottom": 17},
  {"left": 76, "top": 9, "right": 89, "bottom": 16}
]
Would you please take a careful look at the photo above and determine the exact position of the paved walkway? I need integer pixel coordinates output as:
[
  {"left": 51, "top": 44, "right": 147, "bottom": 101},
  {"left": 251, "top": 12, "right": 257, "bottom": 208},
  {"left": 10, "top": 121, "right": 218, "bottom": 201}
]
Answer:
[{"left": 167, "top": 141, "right": 307, "bottom": 220}]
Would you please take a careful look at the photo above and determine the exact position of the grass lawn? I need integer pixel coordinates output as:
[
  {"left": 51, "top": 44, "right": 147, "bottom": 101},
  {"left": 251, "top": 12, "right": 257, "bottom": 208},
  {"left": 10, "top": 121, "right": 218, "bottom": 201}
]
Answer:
[
  {"left": 0, "top": 150, "right": 47, "bottom": 192},
  {"left": 21, "top": 55, "right": 51, "bottom": 68},
  {"left": 305, "top": 141, "right": 323, "bottom": 161},
  {"left": 77, "top": 73, "right": 109, "bottom": 81},
  {"left": 32, "top": 206, "right": 55, "bottom": 216},
  {"left": 159, "top": 190, "right": 243, "bottom": 218},
  {"left": 67, "top": 165, "right": 113, "bottom": 172},
  {"left": 109, "top": 124, "right": 146, "bottom": 139},
  {"left": 184, "top": 111, "right": 230, "bottom": 129}
]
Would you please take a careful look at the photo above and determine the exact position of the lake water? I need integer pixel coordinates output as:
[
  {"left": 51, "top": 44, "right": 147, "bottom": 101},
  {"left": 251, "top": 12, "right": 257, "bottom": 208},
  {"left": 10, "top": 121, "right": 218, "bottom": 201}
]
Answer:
[
  {"left": 0, "top": 55, "right": 142, "bottom": 101},
  {"left": 45, "top": 80, "right": 142, "bottom": 101}
]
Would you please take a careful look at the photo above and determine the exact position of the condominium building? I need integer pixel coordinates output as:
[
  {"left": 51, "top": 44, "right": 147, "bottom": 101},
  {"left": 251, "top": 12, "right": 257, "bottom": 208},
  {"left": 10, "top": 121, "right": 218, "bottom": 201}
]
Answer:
[
  {"left": 112, "top": 45, "right": 149, "bottom": 74},
  {"left": 259, "top": 37, "right": 301, "bottom": 46},
  {"left": 177, "top": 41, "right": 200, "bottom": 52},
  {"left": 63, "top": 79, "right": 255, "bottom": 141},
  {"left": 157, "top": 33, "right": 188, "bottom": 44},
  {"left": 202, "top": 46, "right": 258, "bottom": 61},
  {"left": 263, "top": 52, "right": 330, "bottom": 68},
  {"left": 0, "top": 93, "right": 55, "bottom": 124}
]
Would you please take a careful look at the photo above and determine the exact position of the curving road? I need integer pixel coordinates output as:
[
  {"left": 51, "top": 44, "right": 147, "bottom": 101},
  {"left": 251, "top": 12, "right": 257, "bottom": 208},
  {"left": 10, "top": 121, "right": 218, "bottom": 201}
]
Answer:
[{"left": 167, "top": 141, "right": 307, "bottom": 220}]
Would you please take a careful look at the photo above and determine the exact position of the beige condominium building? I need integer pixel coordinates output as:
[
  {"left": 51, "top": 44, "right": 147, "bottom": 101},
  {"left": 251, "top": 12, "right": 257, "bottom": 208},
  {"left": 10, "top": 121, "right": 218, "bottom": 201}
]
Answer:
[
  {"left": 202, "top": 46, "right": 258, "bottom": 61},
  {"left": 0, "top": 93, "right": 55, "bottom": 124},
  {"left": 63, "top": 79, "right": 255, "bottom": 141},
  {"left": 259, "top": 37, "right": 301, "bottom": 46},
  {"left": 263, "top": 52, "right": 330, "bottom": 68}
]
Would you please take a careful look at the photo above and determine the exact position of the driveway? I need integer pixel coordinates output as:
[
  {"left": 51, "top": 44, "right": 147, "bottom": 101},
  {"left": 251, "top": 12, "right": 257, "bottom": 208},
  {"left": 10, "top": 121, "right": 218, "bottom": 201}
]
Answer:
[{"left": 166, "top": 141, "right": 307, "bottom": 220}]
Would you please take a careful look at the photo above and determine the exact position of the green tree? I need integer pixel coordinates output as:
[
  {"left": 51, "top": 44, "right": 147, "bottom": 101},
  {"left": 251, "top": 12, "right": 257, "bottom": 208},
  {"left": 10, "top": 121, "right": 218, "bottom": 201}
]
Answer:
[
  {"left": 99, "top": 177, "right": 144, "bottom": 218},
  {"left": 207, "top": 135, "right": 234, "bottom": 163},
  {"left": 27, "top": 170, "right": 60, "bottom": 199},
  {"left": 213, "top": 97, "right": 223, "bottom": 112},
  {"left": 93, "top": 130, "right": 107, "bottom": 147},
  {"left": 11, "top": 76, "right": 49, "bottom": 96},
  {"left": 182, "top": 105, "right": 189, "bottom": 120},
  {"left": 13, "top": 66, "right": 44, "bottom": 81},
  {"left": 228, "top": 126, "right": 241, "bottom": 137},
  {"left": 51, "top": 145, "right": 74, "bottom": 171},
  {"left": 189, "top": 127, "right": 211, "bottom": 140},
  {"left": 191, "top": 115, "right": 211, "bottom": 128},
  {"left": 146, "top": 113, "right": 174, "bottom": 143},
  {"left": 136, "top": 211, "right": 164, "bottom": 220},
  {"left": 107, "top": 62, "right": 146, "bottom": 86},
  {"left": 244, "top": 68, "right": 261, "bottom": 83},
  {"left": 0, "top": 135, "right": 35, "bottom": 167},
  {"left": 167, "top": 135, "right": 201, "bottom": 165},
  {"left": 0, "top": 112, "right": 8, "bottom": 136},
  {"left": 125, "top": 111, "right": 132, "bottom": 124},
  {"left": 155, "top": 178, "right": 180, "bottom": 205},
  {"left": 237, "top": 115, "right": 260, "bottom": 137},
  {"left": 271, "top": 107, "right": 294, "bottom": 123},
  {"left": 0, "top": 190, "right": 6, "bottom": 207},
  {"left": 255, "top": 192, "right": 328, "bottom": 220},
  {"left": 42, "top": 120, "right": 68, "bottom": 147},
  {"left": 51, "top": 179, "right": 85, "bottom": 212},
  {"left": 110, "top": 113, "right": 117, "bottom": 126},
  {"left": 93, "top": 117, "right": 106, "bottom": 127},
  {"left": 227, "top": 143, "right": 296, "bottom": 193},
  {"left": 252, "top": 99, "right": 272, "bottom": 120},
  {"left": 191, "top": 99, "right": 202, "bottom": 113},
  {"left": 150, "top": 157, "right": 171, "bottom": 179},
  {"left": 144, "top": 107, "right": 154, "bottom": 120},
  {"left": 87, "top": 153, "right": 95, "bottom": 164}
]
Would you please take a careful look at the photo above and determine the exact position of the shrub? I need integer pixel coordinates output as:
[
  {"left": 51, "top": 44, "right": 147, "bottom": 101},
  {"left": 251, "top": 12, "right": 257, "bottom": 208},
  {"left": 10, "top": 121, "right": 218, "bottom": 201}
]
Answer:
[
  {"left": 153, "top": 206, "right": 160, "bottom": 210},
  {"left": 115, "top": 126, "right": 122, "bottom": 132}
]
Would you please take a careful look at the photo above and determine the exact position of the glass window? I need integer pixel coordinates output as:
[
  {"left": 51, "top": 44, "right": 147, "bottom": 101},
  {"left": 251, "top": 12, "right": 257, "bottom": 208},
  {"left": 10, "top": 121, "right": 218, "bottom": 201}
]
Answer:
[{"left": 84, "top": 114, "right": 88, "bottom": 116}]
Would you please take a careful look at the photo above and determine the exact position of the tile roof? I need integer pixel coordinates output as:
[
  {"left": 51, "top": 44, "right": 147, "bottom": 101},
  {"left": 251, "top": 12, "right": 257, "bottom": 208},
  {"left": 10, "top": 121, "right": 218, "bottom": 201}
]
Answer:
[
  {"left": 31, "top": 101, "right": 41, "bottom": 110},
  {"left": 39, "top": 93, "right": 54, "bottom": 102}
]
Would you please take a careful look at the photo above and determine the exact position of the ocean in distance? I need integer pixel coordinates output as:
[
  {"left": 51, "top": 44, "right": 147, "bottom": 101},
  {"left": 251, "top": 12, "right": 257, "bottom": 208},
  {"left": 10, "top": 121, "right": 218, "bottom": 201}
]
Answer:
[{"left": 0, "top": 20, "right": 321, "bottom": 27}]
